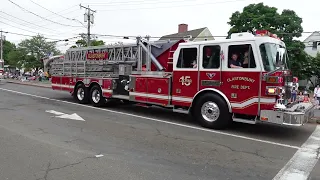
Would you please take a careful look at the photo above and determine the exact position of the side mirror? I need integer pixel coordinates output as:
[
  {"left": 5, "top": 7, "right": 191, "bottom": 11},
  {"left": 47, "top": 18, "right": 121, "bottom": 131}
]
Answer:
[
  {"left": 276, "top": 48, "right": 286, "bottom": 65},
  {"left": 276, "top": 51, "right": 280, "bottom": 64}
]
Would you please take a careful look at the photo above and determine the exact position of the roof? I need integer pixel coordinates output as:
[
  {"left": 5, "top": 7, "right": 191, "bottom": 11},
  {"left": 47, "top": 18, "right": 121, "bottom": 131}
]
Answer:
[
  {"left": 178, "top": 36, "right": 285, "bottom": 47},
  {"left": 159, "top": 27, "right": 207, "bottom": 41},
  {"left": 151, "top": 40, "right": 181, "bottom": 57},
  {"left": 303, "top": 31, "right": 320, "bottom": 43}
]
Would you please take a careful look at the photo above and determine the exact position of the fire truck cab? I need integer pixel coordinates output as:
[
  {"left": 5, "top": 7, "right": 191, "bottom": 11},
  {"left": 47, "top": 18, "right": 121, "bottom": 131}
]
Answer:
[
  {"left": 170, "top": 30, "right": 315, "bottom": 128},
  {"left": 50, "top": 30, "right": 315, "bottom": 129}
]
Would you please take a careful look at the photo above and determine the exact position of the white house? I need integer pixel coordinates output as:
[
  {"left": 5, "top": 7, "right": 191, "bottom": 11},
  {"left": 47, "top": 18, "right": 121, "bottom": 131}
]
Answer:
[
  {"left": 304, "top": 31, "right": 320, "bottom": 57},
  {"left": 299, "top": 31, "right": 320, "bottom": 87}
]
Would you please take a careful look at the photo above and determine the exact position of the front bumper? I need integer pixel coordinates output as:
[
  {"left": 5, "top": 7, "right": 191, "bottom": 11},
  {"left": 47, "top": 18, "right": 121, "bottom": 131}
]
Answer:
[{"left": 260, "top": 102, "right": 316, "bottom": 126}]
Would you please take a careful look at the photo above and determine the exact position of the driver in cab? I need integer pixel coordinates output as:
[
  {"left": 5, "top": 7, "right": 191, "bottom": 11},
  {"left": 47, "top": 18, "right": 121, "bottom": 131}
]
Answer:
[{"left": 228, "top": 53, "right": 243, "bottom": 68}]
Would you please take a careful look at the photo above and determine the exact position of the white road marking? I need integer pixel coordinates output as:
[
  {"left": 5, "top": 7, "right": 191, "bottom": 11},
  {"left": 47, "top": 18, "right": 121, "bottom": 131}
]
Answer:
[
  {"left": 46, "top": 110, "right": 85, "bottom": 121},
  {"left": 0, "top": 87, "right": 301, "bottom": 149},
  {"left": 95, "top": 154, "right": 104, "bottom": 158},
  {"left": 273, "top": 125, "right": 320, "bottom": 180},
  {"left": 56, "top": 113, "right": 85, "bottom": 121},
  {"left": 45, "top": 110, "right": 65, "bottom": 116}
]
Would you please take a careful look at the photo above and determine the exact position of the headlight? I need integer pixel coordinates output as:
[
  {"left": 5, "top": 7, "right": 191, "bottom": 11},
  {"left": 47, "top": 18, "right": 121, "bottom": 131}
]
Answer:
[{"left": 266, "top": 86, "right": 283, "bottom": 95}]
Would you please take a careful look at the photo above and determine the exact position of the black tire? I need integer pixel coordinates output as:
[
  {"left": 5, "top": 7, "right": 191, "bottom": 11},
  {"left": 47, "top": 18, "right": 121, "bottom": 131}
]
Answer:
[
  {"left": 74, "top": 84, "right": 89, "bottom": 104},
  {"left": 89, "top": 85, "right": 105, "bottom": 107},
  {"left": 193, "top": 93, "right": 232, "bottom": 129}
]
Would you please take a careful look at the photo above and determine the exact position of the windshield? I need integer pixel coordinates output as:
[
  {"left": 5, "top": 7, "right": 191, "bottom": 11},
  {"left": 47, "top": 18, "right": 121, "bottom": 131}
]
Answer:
[{"left": 259, "top": 43, "right": 287, "bottom": 71}]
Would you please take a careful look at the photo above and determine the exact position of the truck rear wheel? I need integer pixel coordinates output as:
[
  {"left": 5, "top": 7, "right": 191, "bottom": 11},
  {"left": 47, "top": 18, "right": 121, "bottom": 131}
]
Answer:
[
  {"left": 74, "top": 84, "right": 89, "bottom": 104},
  {"left": 89, "top": 85, "right": 105, "bottom": 107},
  {"left": 194, "top": 93, "right": 232, "bottom": 129}
]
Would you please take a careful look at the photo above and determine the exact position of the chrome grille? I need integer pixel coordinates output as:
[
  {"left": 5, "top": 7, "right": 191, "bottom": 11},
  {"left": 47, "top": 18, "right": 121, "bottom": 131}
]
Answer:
[{"left": 284, "top": 75, "right": 293, "bottom": 101}]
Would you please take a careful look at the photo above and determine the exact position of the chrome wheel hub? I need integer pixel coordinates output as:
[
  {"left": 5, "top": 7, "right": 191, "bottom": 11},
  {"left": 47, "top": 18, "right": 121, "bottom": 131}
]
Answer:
[
  {"left": 77, "top": 88, "right": 85, "bottom": 101},
  {"left": 92, "top": 89, "right": 100, "bottom": 103},
  {"left": 201, "top": 101, "right": 220, "bottom": 122}
]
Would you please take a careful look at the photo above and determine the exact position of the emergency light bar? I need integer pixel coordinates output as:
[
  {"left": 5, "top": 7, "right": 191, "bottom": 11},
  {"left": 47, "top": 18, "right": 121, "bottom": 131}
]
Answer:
[
  {"left": 230, "top": 30, "right": 280, "bottom": 40},
  {"left": 255, "top": 30, "right": 280, "bottom": 40}
]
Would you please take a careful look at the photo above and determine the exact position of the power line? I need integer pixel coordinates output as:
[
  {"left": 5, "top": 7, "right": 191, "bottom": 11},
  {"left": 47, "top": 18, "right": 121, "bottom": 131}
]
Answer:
[
  {"left": 88, "top": 0, "right": 213, "bottom": 6},
  {"left": 0, "top": 30, "right": 82, "bottom": 43},
  {"left": 93, "top": 31, "right": 318, "bottom": 40},
  {"left": 42, "top": 5, "right": 79, "bottom": 19},
  {"left": 48, "top": 35, "right": 82, "bottom": 43},
  {"left": 0, "top": 19, "right": 55, "bottom": 36},
  {"left": 29, "top": 0, "right": 85, "bottom": 26},
  {"left": 0, "top": 30, "right": 61, "bottom": 40},
  {"left": 0, "top": 16, "right": 84, "bottom": 39},
  {"left": 7, "top": 0, "right": 83, "bottom": 28},
  {"left": 28, "top": 5, "right": 79, "bottom": 24},
  {"left": 95, "top": 0, "right": 251, "bottom": 11},
  {"left": 0, "top": 12, "right": 60, "bottom": 33}
]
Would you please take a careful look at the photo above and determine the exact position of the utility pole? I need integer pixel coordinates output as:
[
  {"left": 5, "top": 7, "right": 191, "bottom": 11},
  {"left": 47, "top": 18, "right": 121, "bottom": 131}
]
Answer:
[
  {"left": 80, "top": 4, "right": 96, "bottom": 47},
  {"left": 0, "top": 30, "right": 3, "bottom": 60}
]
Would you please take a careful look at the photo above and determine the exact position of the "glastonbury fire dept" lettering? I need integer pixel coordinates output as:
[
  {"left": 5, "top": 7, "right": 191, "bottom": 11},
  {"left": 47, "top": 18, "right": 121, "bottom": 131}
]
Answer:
[{"left": 226, "top": 77, "right": 255, "bottom": 83}]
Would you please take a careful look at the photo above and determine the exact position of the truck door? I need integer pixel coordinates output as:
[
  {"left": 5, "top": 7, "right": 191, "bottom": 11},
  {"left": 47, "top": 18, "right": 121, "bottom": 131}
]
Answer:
[
  {"left": 172, "top": 45, "right": 199, "bottom": 107},
  {"left": 221, "top": 42, "right": 262, "bottom": 117},
  {"left": 199, "top": 44, "right": 222, "bottom": 90}
]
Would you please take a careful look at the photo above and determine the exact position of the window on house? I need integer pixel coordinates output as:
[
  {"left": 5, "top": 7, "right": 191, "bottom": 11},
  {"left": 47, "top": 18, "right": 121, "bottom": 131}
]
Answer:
[
  {"left": 176, "top": 48, "right": 198, "bottom": 68},
  {"left": 228, "top": 44, "right": 256, "bottom": 68},
  {"left": 202, "top": 45, "right": 220, "bottom": 69}
]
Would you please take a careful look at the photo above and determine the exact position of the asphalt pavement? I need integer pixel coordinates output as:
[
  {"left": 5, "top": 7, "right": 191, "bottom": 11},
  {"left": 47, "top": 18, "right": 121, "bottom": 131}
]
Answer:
[{"left": 0, "top": 82, "right": 319, "bottom": 180}]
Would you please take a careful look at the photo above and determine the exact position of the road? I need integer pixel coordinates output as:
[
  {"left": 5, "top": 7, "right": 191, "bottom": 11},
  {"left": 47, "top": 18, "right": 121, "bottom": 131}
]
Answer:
[{"left": 0, "top": 82, "right": 319, "bottom": 180}]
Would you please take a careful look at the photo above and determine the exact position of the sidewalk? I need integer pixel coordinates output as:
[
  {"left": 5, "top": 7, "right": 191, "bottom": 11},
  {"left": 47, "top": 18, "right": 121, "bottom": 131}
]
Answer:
[{"left": 5, "top": 79, "right": 52, "bottom": 89}]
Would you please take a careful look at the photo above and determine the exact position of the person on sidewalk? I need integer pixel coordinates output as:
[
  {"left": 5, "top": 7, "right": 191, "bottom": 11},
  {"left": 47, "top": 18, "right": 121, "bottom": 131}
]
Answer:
[
  {"left": 313, "top": 85, "right": 320, "bottom": 108},
  {"left": 291, "top": 83, "right": 298, "bottom": 102},
  {"left": 297, "top": 91, "right": 304, "bottom": 103}
]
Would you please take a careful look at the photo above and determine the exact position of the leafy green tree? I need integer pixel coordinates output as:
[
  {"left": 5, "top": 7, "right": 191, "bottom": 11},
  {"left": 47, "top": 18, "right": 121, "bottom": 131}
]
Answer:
[
  {"left": 227, "top": 3, "right": 303, "bottom": 40},
  {"left": 2, "top": 40, "right": 16, "bottom": 64},
  {"left": 72, "top": 33, "right": 105, "bottom": 47},
  {"left": 18, "top": 35, "right": 60, "bottom": 70},
  {"left": 227, "top": 3, "right": 310, "bottom": 78},
  {"left": 7, "top": 48, "right": 26, "bottom": 69}
]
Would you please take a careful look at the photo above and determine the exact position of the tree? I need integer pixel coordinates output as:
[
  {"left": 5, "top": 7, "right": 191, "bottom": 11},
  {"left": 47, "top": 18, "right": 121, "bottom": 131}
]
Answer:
[
  {"left": 227, "top": 3, "right": 303, "bottom": 40},
  {"left": 2, "top": 40, "right": 16, "bottom": 64},
  {"left": 71, "top": 33, "right": 105, "bottom": 48},
  {"left": 7, "top": 48, "right": 26, "bottom": 69},
  {"left": 227, "top": 3, "right": 309, "bottom": 78},
  {"left": 18, "top": 35, "right": 60, "bottom": 70}
]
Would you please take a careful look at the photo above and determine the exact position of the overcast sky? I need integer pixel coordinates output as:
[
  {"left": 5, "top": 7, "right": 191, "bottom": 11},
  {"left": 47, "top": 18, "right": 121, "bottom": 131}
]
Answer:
[{"left": 0, "top": 0, "right": 318, "bottom": 52}]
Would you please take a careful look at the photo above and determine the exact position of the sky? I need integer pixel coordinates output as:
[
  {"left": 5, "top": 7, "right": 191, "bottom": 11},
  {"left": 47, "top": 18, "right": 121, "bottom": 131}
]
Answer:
[{"left": 0, "top": 0, "right": 319, "bottom": 53}]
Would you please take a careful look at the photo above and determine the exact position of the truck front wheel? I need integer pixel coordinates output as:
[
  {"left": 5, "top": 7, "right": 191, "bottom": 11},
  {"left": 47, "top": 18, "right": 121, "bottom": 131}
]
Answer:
[
  {"left": 194, "top": 93, "right": 232, "bottom": 129},
  {"left": 74, "top": 84, "right": 89, "bottom": 104},
  {"left": 89, "top": 85, "right": 105, "bottom": 107}
]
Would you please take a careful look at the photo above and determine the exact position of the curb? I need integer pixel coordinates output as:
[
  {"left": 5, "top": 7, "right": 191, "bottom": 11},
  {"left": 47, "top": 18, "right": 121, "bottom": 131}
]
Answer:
[
  {"left": 6, "top": 80, "right": 51, "bottom": 89},
  {"left": 309, "top": 117, "right": 320, "bottom": 124}
]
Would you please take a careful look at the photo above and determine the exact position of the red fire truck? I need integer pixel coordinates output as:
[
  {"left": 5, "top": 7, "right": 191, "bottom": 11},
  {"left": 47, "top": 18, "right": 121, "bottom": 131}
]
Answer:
[{"left": 50, "top": 30, "right": 315, "bottom": 129}]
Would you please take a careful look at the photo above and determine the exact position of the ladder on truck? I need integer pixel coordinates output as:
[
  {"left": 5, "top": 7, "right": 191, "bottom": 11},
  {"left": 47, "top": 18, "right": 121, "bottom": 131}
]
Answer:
[{"left": 50, "top": 37, "right": 182, "bottom": 79}]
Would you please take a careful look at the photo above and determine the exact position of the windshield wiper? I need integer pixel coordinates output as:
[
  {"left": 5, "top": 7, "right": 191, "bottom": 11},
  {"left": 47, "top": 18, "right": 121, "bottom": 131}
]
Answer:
[{"left": 262, "top": 66, "right": 283, "bottom": 80}]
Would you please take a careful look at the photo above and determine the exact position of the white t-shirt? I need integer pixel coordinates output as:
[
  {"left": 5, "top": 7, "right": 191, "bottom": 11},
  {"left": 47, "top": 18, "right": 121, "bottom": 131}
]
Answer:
[{"left": 314, "top": 87, "right": 320, "bottom": 98}]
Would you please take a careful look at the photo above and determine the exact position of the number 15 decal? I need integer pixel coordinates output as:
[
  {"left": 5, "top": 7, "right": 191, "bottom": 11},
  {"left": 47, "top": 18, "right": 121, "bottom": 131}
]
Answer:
[{"left": 179, "top": 76, "right": 192, "bottom": 86}]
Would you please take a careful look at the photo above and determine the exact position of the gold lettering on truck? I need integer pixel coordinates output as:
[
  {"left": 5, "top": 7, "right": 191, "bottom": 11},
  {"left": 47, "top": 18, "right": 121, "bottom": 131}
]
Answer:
[
  {"left": 227, "top": 77, "right": 255, "bottom": 83},
  {"left": 228, "top": 77, "right": 254, "bottom": 90}
]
